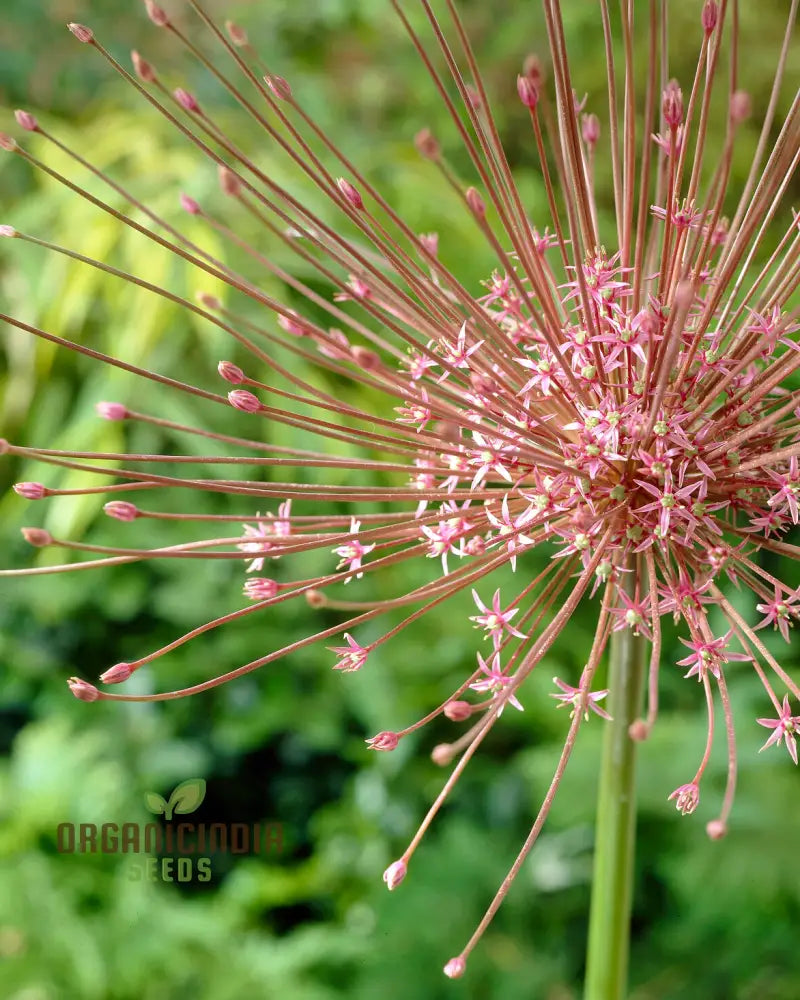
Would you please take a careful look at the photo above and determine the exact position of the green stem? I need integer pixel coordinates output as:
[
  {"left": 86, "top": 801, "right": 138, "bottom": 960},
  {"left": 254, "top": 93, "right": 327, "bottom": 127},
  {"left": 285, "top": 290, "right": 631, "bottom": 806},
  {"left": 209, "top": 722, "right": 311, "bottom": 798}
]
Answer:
[{"left": 584, "top": 623, "right": 646, "bottom": 1000}]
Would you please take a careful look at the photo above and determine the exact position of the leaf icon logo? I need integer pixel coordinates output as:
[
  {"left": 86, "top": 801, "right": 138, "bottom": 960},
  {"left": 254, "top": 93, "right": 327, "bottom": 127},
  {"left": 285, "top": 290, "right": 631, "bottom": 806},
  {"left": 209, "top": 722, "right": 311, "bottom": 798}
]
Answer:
[{"left": 144, "top": 778, "right": 207, "bottom": 820}]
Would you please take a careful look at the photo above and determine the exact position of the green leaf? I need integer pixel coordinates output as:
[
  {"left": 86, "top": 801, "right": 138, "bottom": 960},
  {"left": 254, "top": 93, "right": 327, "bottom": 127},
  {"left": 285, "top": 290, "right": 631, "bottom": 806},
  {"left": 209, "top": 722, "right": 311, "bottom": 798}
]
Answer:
[
  {"left": 143, "top": 791, "right": 168, "bottom": 816},
  {"left": 166, "top": 778, "right": 207, "bottom": 818}
]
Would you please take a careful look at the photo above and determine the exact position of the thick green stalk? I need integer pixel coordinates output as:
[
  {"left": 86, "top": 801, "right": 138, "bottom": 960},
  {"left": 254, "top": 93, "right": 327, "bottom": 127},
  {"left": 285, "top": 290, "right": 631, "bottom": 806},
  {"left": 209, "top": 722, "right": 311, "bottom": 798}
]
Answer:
[{"left": 583, "top": 623, "right": 646, "bottom": 1000}]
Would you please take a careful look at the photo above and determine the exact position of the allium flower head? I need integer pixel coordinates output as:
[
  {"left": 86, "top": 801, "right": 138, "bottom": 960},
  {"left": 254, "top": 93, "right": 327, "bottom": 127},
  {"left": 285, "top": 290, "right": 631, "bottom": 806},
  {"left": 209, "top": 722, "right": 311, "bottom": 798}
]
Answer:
[{"left": 2, "top": 0, "right": 799, "bottom": 977}]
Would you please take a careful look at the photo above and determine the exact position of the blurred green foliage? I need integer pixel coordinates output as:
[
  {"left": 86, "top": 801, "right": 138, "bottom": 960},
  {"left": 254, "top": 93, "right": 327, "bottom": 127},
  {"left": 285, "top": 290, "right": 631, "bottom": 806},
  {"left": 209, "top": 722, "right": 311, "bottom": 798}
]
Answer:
[{"left": 1, "top": 2, "right": 799, "bottom": 998}]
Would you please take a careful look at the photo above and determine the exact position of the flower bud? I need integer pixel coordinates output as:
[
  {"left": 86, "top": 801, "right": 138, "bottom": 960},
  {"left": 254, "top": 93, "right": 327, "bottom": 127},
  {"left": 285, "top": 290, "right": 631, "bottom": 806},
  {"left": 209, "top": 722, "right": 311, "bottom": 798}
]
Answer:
[
  {"left": 218, "top": 360, "right": 246, "bottom": 384},
  {"left": 382, "top": 859, "right": 407, "bottom": 890},
  {"left": 265, "top": 75, "right": 292, "bottom": 101},
  {"left": 465, "top": 186, "right": 486, "bottom": 218},
  {"left": 174, "top": 88, "right": 200, "bottom": 113},
  {"left": 225, "top": 20, "right": 248, "bottom": 46},
  {"left": 0, "top": 134, "right": 19, "bottom": 152},
  {"left": 104, "top": 501, "right": 139, "bottom": 522},
  {"left": 21, "top": 527, "right": 52, "bottom": 547},
  {"left": 68, "top": 23, "right": 94, "bottom": 44},
  {"left": 14, "top": 110, "right": 38, "bottom": 132},
  {"left": 463, "top": 535, "right": 486, "bottom": 556},
  {"left": 305, "top": 588, "right": 327, "bottom": 608},
  {"left": 0, "top": 225, "right": 18, "bottom": 237},
  {"left": 68, "top": 677, "right": 100, "bottom": 702},
  {"left": 465, "top": 84, "right": 482, "bottom": 111},
  {"left": 431, "top": 743, "right": 455, "bottom": 766},
  {"left": 180, "top": 193, "right": 201, "bottom": 215},
  {"left": 218, "top": 166, "right": 242, "bottom": 197},
  {"left": 351, "top": 345, "right": 382, "bottom": 372},
  {"left": 582, "top": 113, "right": 600, "bottom": 147},
  {"left": 228, "top": 389, "right": 261, "bottom": 413},
  {"left": 101, "top": 662, "right": 132, "bottom": 684},
  {"left": 628, "top": 719, "right": 650, "bottom": 742},
  {"left": 243, "top": 577, "right": 279, "bottom": 601},
  {"left": 132, "top": 50, "right": 157, "bottom": 83},
  {"left": 414, "top": 128, "right": 440, "bottom": 161},
  {"left": 730, "top": 90, "right": 752, "bottom": 125},
  {"left": 278, "top": 312, "right": 307, "bottom": 337},
  {"left": 517, "top": 74, "right": 539, "bottom": 109},
  {"left": 662, "top": 79, "right": 683, "bottom": 128},
  {"left": 144, "top": 1, "right": 170, "bottom": 27},
  {"left": 14, "top": 481, "right": 47, "bottom": 500},
  {"left": 444, "top": 700, "right": 472, "bottom": 722},
  {"left": 523, "top": 54, "right": 545, "bottom": 87},
  {"left": 443, "top": 957, "right": 466, "bottom": 979},
  {"left": 96, "top": 401, "right": 128, "bottom": 421},
  {"left": 706, "top": 819, "right": 727, "bottom": 840},
  {"left": 366, "top": 731, "right": 399, "bottom": 751},
  {"left": 418, "top": 232, "right": 439, "bottom": 256},
  {"left": 197, "top": 292, "right": 221, "bottom": 310},
  {"left": 701, "top": 1, "right": 719, "bottom": 33},
  {"left": 336, "top": 178, "right": 364, "bottom": 211}
]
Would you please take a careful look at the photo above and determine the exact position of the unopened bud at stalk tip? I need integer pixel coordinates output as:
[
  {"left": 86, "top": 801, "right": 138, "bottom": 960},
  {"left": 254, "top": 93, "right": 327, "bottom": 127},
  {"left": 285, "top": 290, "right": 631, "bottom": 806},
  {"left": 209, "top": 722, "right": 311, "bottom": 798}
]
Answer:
[
  {"left": 101, "top": 662, "right": 133, "bottom": 684},
  {"left": 104, "top": 501, "right": 139, "bottom": 522},
  {"left": 95, "top": 401, "right": 128, "bottom": 421},
  {"left": 67, "top": 23, "right": 94, "bottom": 44},
  {"left": 465, "top": 186, "right": 486, "bottom": 218},
  {"left": 218, "top": 360, "right": 246, "bottom": 384},
  {"left": 21, "top": 527, "right": 53, "bottom": 547},
  {"left": 228, "top": 389, "right": 261, "bottom": 413},
  {"left": 14, "top": 110, "right": 38, "bottom": 132},
  {"left": 382, "top": 858, "right": 407, "bottom": 890},
  {"left": 144, "top": 1, "right": 170, "bottom": 28},
  {"left": 14, "top": 482, "right": 47, "bottom": 500},
  {"left": 225, "top": 20, "right": 248, "bottom": 46},
  {"left": 132, "top": 51, "right": 157, "bottom": 83},
  {"left": 336, "top": 178, "right": 364, "bottom": 211},
  {"left": 443, "top": 957, "right": 466, "bottom": 979},
  {"left": 68, "top": 677, "right": 101, "bottom": 702},
  {"left": 414, "top": 128, "right": 440, "bottom": 160}
]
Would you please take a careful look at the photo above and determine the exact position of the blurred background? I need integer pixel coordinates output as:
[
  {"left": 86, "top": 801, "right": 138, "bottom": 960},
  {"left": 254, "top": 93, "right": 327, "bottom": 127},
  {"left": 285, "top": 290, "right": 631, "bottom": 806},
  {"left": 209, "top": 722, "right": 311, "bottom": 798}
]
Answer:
[{"left": 1, "top": 2, "right": 799, "bottom": 998}]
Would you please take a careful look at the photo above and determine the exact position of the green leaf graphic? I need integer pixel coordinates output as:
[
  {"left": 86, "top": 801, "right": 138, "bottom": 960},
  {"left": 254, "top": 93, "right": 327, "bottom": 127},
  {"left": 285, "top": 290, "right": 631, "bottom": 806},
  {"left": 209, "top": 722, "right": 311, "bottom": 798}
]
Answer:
[
  {"left": 144, "top": 791, "right": 168, "bottom": 815},
  {"left": 165, "top": 778, "right": 207, "bottom": 820}
]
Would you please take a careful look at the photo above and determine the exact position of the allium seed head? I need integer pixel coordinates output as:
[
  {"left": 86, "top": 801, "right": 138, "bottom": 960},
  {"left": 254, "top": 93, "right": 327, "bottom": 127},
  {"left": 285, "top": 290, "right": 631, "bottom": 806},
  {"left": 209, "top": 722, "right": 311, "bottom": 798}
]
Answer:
[{"left": 4, "top": 2, "right": 800, "bottom": 981}]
